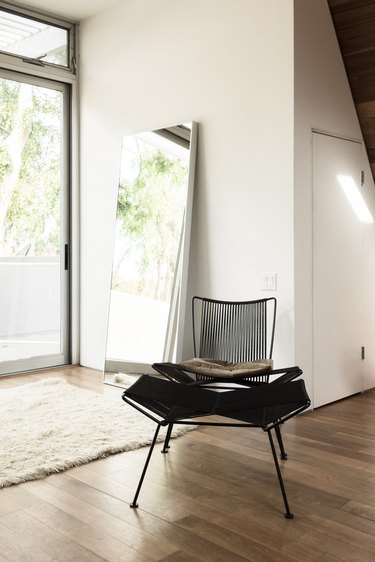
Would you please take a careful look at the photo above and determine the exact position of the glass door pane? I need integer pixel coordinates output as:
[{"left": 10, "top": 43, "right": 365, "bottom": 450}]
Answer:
[{"left": 0, "top": 70, "right": 69, "bottom": 374}]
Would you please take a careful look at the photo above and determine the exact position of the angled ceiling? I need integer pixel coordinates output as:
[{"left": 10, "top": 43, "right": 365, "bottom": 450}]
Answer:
[{"left": 327, "top": 0, "right": 375, "bottom": 180}]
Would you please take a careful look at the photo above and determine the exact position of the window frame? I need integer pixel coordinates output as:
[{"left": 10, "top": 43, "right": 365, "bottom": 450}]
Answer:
[
  {"left": 0, "top": 1, "right": 80, "bottom": 369},
  {"left": 0, "top": 1, "right": 77, "bottom": 77},
  {"left": 0, "top": 68, "right": 71, "bottom": 375}
]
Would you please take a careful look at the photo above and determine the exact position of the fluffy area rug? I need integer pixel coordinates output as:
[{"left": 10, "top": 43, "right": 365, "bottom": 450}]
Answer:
[{"left": 0, "top": 377, "right": 192, "bottom": 488}]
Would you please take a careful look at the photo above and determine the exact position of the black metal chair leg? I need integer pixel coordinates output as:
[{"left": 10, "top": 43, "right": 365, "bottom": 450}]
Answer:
[
  {"left": 130, "top": 424, "right": 161, "bottom": 508},
  {"left": 267, "top": 429, "right": 294, "bottom": 519},
  {"left": 161, "top": 423, "right": 173, "bottom": 454},
  {"left": 274, "top": 425, "right": 288, "bottom": 460}
]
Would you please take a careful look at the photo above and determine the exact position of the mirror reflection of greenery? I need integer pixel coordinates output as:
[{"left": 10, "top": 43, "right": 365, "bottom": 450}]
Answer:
[
  {"left": 0, "top": 79, "right": 61, "bottom": 257},
  {"left": 114, "top": 142, "right": 188, "bottom": 301}
]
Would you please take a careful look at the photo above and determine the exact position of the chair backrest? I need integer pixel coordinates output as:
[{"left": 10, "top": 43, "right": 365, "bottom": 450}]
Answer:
[{"left": 192, "top": 296, "right": 276, "bottom": 364}]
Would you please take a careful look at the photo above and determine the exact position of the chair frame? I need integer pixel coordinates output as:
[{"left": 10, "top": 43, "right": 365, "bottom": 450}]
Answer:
[
  {"left": 122, "top": 374, "right": 310, "bottom": 519},
  {"left": 122, "top": 295, "right": 309, "bottom": 518},
  {"left": 161, "top": 296, "right": 300, "bottom": 459}
]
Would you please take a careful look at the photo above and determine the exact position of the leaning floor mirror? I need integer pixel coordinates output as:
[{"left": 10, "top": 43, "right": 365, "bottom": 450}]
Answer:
[{"left": 103, "top": 122, "right": 198, "bottom": 387}]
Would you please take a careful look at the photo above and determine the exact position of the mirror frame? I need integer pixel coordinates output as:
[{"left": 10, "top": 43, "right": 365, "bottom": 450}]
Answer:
[{"left": 103, "top": 121, "right": 198, "bottom": 385}]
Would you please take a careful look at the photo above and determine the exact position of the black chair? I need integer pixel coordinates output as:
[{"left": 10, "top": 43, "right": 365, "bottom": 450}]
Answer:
[
  {"left": 122, "top": 374, "right": 310, "bottom": 518},
  {"left": 159, "top": 297, "right": 302, "bottom": 458},
  {"left": 191, "top": 296, "right": 299, "bottom": 385}
]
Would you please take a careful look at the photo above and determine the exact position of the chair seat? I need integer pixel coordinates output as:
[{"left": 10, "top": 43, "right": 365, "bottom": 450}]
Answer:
[{"left": 124, "top": 374, "right": 310, "bottom": 427}]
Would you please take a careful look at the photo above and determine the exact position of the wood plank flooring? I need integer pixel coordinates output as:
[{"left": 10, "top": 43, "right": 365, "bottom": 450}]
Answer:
[{"left": 1, "top": 366, "right": 375, "bottom": 561}]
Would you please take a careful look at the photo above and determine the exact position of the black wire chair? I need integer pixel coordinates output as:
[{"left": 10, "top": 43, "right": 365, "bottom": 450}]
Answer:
[
  {"left": 192, "top": 296, "right": 299, "bottom": 385},
  {"left": 122, "top": 374, "right": 310, "bottom": 518},
  {"left": 160, "top": 297, "right": 302, "bottom": 459},
  {"left": 193, "top": 296, "right": 277, "bottom": 382}
]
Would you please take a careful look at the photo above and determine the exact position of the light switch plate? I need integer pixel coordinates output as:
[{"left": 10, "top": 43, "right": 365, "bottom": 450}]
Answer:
[{"left": 261, "top": 272, "right": 277, "bottom": 291}]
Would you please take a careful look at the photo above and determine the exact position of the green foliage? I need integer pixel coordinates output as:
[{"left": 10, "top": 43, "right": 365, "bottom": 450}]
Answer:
[
  {"left": 0, "top": 79, "right": 19, "bottom": 142},
  {"left": 114, "top": 142, "right": 189, "bottom": 300},
  {"left": 0, "top": 79, "right": 61, "bottom": 256},
  {"left": 0, "top": 80, "right": 18, "bottom": 186},
  {"left": 0, "top": 146, "right": 12, "bottom": 184},
  {"left": 7, "top": 162, "right": 60, "bottom": 254}
]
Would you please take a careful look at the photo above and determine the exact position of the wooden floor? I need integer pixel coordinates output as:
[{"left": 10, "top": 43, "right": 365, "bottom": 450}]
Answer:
[{"left": 1, "top": 366, "right": 375, "bottom": 561}]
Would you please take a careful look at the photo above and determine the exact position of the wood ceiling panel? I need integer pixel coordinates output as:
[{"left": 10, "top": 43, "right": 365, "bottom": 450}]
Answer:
[
  {"left": 356, "top": 101, "right": 375, "bottom": 139},
  {"left": 327, "top": 0, "right": 375, "bottom": 178},
  {"left": 328, "top": 0, "right": 375, "bottom": 13},
  {"left": 330, "top": 4, "right": 375, "bottom": 55},
  {"left": 343, "top": 50, "right": 375, "bottom": 103}
]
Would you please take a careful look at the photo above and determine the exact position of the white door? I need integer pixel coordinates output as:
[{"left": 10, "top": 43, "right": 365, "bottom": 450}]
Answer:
[{"left": 313, "top": 132, "right": 364, "bottom": 408}]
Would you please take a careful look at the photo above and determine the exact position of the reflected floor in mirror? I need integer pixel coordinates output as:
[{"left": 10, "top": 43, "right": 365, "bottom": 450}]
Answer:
[{"left": 104, "top": 372, "right": 141, "bottom": 388}]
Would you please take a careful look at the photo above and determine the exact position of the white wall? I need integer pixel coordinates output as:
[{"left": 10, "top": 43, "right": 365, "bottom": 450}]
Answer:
[
  {"left": 294, "top": 0, "right": 375, "bottom": 401},
  {"left": 79, "top": 0, "right": 295, "bottom": 370}
]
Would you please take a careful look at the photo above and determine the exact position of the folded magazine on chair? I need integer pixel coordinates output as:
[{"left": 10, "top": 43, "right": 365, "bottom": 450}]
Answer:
[{"left": 179, "top": 358, "right": 273, "bottom": 378}]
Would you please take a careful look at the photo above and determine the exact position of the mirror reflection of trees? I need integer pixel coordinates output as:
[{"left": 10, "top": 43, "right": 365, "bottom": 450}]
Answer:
[{"left": 113, "top": 137, "right": 188, "bottom": 303}]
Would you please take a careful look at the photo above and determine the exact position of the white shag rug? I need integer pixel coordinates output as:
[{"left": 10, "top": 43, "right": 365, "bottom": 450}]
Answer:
[{"left": 0, "top": 377, "right": 192, "bottom": 488}]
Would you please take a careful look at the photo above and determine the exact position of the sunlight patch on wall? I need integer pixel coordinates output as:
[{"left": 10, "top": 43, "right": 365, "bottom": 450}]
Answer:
[{"left": 337, "top": 175, "right": 373, "bottom": 223}]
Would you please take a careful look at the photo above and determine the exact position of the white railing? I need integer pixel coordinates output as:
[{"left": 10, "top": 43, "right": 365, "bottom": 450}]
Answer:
[{"left": 0, "top": 257, "right": 60, "bottom": 338}]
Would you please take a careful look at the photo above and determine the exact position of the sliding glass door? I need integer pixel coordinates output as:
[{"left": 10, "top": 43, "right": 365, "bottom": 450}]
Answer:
[{"left": 0, "top": 69, "right": 70, "bottom": 375}]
